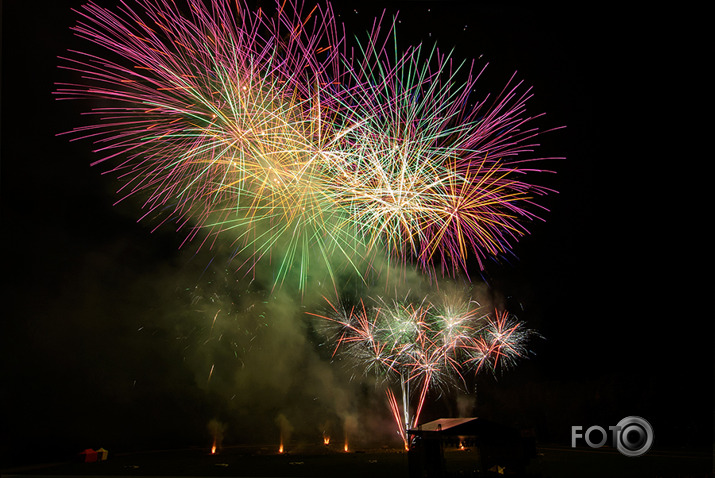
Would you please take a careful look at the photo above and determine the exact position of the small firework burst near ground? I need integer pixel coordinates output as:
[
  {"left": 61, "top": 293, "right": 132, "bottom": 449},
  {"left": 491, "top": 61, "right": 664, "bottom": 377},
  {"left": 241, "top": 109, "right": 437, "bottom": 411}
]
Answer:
[
  {"left": 55, "top": 0, "right": 560, "bottom": 289},
  {"left": 311, "top": 294, "right": 539, "bottom": 448}
]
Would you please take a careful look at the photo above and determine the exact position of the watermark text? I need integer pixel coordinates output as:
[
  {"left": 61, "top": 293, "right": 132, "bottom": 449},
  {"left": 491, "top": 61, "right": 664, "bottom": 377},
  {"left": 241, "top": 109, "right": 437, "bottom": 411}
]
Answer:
[{"left": 571, "top": 416, "right": 653, "bottom": 457}]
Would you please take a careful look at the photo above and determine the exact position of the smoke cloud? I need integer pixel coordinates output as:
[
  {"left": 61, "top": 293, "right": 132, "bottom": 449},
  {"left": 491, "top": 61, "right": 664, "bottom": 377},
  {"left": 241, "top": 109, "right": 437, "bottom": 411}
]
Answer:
[
  {"left": 4, "top": 187, "right": 504, "bottom": 457},
  {"left": 207, "top": 419, "right": 227, "bottom": 451}
]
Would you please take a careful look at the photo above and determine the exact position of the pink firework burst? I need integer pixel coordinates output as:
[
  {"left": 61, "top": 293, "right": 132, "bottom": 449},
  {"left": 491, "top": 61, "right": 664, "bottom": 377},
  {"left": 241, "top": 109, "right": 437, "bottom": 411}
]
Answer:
[{"left": 311, "top": 293, "right": 538, "bottom": 448}]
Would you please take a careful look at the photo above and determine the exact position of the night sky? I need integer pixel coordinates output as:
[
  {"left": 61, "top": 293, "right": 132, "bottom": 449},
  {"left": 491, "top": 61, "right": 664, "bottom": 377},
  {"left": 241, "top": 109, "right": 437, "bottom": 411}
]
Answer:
[{"left": 1, "top": 0, "right": 711, "bottom": 469}]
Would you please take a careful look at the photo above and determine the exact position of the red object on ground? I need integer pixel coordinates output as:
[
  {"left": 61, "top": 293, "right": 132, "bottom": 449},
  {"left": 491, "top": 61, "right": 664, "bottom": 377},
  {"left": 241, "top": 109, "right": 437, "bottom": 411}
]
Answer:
[{"left": 79, "top": 448, "right": 98, "bottom": 463}]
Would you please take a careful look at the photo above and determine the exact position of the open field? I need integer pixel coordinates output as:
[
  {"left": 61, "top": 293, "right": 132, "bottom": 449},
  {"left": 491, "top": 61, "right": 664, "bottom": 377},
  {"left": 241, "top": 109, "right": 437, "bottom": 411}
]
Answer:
[{"left": 2, "top": 444, "right": 712, "bottom": 478}]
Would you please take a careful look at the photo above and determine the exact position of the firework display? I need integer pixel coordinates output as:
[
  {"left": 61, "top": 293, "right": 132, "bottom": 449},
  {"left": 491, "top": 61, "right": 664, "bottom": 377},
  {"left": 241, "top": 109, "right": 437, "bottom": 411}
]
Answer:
[
  {"left": 56, "top": 0, "right": 556, "bottom": 288},
  {"left": 55, "top": 0, "right": 556, "bottom": 450},
  {"left": 332, "top": 30, "right": 554, "bottom": 275},
  {"left": 311, "top": 295, "right": 537, "bottom": 447}
]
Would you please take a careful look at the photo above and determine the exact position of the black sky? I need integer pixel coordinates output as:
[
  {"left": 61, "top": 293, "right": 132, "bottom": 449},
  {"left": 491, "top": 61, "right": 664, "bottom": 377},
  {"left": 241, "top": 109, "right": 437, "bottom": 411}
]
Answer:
[{"left": 1, "top": 0, "right": 712, "bottom": 468}]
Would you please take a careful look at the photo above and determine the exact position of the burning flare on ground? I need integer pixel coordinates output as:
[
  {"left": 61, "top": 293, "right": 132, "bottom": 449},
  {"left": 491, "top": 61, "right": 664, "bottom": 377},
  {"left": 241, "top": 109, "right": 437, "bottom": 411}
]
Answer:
[{"left": 207, "top": 419, "right": 225, "bottom": 455}]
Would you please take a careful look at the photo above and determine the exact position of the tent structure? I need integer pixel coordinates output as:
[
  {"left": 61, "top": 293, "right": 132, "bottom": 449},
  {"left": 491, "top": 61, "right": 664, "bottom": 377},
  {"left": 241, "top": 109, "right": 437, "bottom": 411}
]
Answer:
[
  {"left": 407, "top": 417, "right": 535, "bottom": 477},
  {"left": 78, "top": 448, "right": 109, "bottom": 463},
  {"left": 79, "top": 448, "right": 98, "bottom": 463}
]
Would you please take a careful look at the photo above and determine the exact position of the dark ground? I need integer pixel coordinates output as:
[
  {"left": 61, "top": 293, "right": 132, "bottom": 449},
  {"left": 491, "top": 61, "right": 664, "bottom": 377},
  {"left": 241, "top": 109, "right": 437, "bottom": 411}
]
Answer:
[{"left": 2, "top": 444, "right": 712, "bottom": 478}]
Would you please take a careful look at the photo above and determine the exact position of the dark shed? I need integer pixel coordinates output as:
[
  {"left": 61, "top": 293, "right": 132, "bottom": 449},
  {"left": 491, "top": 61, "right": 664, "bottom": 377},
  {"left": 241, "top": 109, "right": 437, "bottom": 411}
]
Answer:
[{"left": 407, "top": 417, "right": 535, "bottom": 477}]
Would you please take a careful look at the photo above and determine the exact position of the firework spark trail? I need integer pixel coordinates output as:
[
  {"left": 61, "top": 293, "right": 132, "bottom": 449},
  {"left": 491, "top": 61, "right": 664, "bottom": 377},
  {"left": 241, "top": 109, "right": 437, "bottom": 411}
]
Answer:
[
  {"left": 385, "top": 387, "right": 407, "bottom": 446},
  {"left": 311, "top": 293, "right": 538, "bottom": 447},
  {"left": 56, "top": 0, "right": 559, "bottom": 290},
  {"left": 332, "top": 21, "right": 559, "bottom": 276},
  {"left": 465, "top": 308, "right": 534, "bottom": 372},
  {"left": 57, "top": 0, "right": 360, "bottom": 289}
]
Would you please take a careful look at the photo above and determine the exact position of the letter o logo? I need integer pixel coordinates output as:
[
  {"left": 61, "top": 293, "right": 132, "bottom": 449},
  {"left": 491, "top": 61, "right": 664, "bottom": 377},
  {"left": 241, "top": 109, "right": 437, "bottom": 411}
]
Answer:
[
  {"left": 584, "top": 425, "right": 607, "bottom": 448},
  {"left": 615, "top": 416, "right": 653, "bottom": 457}
]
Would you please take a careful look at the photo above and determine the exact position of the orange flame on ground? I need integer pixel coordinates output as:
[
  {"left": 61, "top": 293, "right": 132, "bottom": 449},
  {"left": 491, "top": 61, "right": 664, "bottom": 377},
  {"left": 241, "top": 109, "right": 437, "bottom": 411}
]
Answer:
[
  {"left": 344, "top": 440, "right": 349, "bottom": 452},
  {"left": 211, "top": 438, "right": 217, "bottom": 454},
  {"left": 323, "top": 436, "right": 330, "bottom": 445},
  {"left": 279, "top": 443, "right": 284, "bottom": 454}
]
